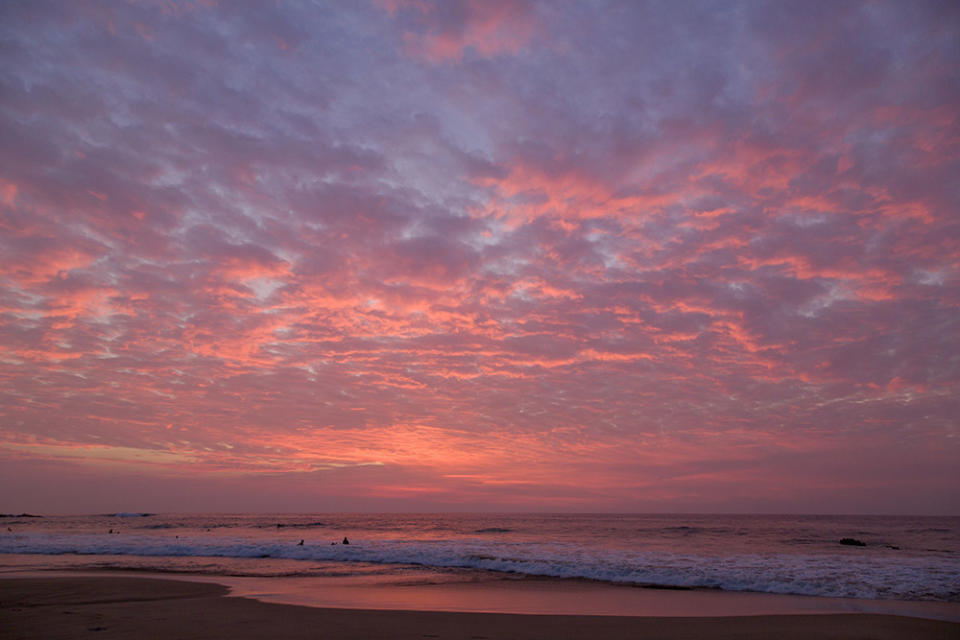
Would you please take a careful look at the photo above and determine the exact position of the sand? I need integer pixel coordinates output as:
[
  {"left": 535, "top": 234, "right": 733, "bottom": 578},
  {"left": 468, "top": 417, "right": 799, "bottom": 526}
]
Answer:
[{"left": 2, "top": 576, "right": 959, "bottom": 639}]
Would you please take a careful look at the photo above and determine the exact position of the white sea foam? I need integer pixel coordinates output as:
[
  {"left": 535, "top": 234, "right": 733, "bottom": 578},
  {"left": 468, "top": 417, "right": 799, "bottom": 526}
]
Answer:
[{"left": 2, "top": 532, "right": 957, "bottom": 602}]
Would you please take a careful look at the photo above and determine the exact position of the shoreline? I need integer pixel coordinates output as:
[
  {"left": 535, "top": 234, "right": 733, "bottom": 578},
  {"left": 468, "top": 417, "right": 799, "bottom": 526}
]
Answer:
[
  {"left": 3, "top": 575, "right": 959, "bottom": 640},
  {"left": 3, "top": 566, "right": 960, "bottom": 622}
]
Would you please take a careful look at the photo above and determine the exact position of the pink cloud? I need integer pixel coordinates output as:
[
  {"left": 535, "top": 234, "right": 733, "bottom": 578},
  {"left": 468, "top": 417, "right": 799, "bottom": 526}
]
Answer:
[
  {"left": 387, "top": 0, "right": 538, "bottom": 62},
  {"left": 0, "top": 0, "right": 956, "bottom": 514}
]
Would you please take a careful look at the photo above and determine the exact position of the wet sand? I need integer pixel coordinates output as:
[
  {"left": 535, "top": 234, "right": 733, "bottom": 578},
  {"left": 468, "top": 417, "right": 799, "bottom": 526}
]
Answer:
[{"left": 2, "top": 576, "right": 958, "bottom": 639}]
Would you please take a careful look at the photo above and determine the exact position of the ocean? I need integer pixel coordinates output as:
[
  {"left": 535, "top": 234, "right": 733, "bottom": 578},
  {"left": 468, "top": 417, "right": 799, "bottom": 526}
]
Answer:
[{"left": 1, "top": 513, "right": 957, "bottom": 603}]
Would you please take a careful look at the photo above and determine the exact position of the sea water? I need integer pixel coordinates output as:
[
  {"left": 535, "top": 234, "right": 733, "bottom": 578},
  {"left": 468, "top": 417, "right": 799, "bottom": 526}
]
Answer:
[{"left": 1, "top": 513, "right": 957, "bottom": 602}]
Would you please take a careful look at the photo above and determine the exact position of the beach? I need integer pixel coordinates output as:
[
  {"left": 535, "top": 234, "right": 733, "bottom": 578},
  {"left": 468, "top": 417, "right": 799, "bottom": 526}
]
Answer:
[
  {"left": 2, "top": 8, "right": 957, "bottom": 640},
  {"left": 3, "top": 575, "right": 959, "bottom": 640},
  {"left": 3, "top": 514, "right": 958, "bottom": 637},
  {"left": 5, "top": 513, "right": 958, "bottom": 603}
]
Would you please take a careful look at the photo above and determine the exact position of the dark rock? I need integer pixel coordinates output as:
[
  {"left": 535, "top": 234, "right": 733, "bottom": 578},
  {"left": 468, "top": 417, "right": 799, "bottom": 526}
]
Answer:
[{"left": 839, "top": 537, "right": 866, "bottom": 546}]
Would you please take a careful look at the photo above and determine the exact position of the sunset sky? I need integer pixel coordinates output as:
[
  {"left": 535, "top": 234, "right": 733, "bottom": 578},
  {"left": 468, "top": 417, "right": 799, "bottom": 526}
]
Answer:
[{"left": 1, "top": 1, "right": 958, "bottom": 515}]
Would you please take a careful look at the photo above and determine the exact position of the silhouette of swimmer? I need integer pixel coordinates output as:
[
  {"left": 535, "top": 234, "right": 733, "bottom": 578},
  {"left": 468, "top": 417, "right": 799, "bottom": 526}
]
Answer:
[
  {"left": 342, "top": 537, "right": 350, "bottom": 545},
  {"left": 297, "top": 539, "right": 304, "bottom": 546}
]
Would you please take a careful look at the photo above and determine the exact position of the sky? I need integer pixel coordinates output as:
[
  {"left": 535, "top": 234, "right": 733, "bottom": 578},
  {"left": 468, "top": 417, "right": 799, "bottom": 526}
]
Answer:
[{"left": 0, "top": 0, "right": 958, "bottom": 515}]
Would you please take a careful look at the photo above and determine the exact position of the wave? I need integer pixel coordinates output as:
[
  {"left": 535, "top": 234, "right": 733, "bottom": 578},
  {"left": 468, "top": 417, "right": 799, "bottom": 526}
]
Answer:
[
  {"left": 908, "top": 528, "right": 952, "bottom": 534},
  {"left": 2, "top": 534, "right": 957, "bottom": 602},
  {"left": 268, "top": 522, "right": 328, "bottom": 530}
]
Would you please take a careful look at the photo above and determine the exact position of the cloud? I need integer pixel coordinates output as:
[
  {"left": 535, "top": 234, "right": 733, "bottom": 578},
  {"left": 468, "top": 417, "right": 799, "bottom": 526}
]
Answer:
[
  {"left": 0, "top": 0, "right": 957, "bottom": 513},
  {"left": 384, "top": 0, "right": 539, "bottom": 62}
]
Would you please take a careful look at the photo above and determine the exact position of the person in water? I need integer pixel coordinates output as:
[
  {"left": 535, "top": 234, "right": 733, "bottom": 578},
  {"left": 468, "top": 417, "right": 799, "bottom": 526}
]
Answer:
[{"left": 342, "top": 537, "right": 349, "bottom": 545}]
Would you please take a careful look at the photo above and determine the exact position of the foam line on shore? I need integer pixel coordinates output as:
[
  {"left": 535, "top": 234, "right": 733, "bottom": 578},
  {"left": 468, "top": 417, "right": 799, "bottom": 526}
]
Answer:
[{"left": 2, "top": 576, "right": 958, "bottom": 640}]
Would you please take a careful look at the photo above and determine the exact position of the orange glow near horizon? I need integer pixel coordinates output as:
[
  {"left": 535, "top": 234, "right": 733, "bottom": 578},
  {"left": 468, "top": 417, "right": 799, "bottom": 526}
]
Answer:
[{"left": 1, "top": 0, "right": 958, "bottom": 515}]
